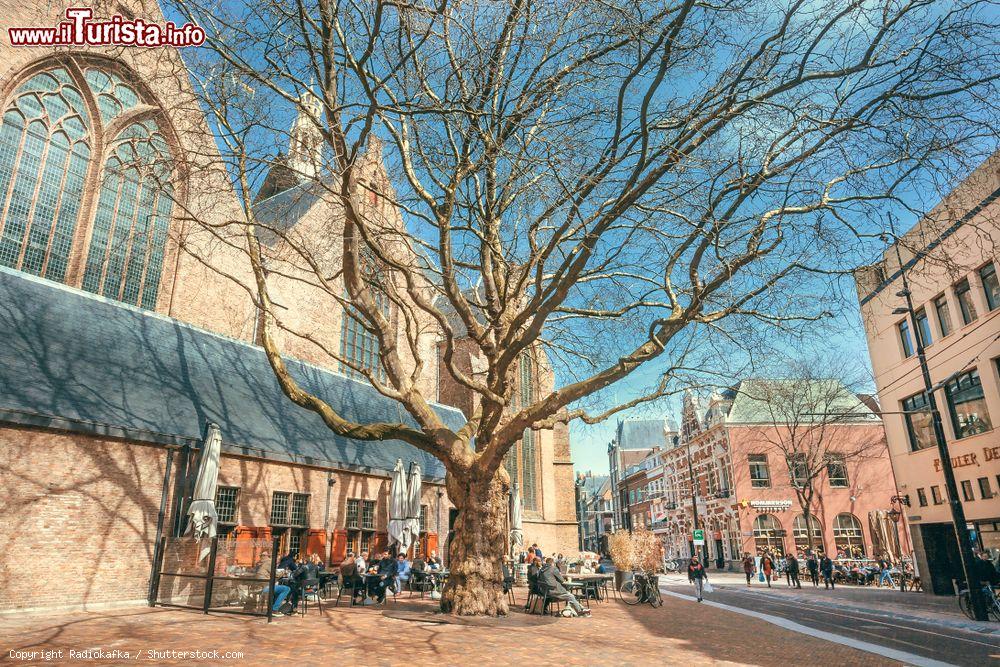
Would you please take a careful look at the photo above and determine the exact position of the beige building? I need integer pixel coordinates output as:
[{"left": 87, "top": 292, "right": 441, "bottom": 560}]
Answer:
[{"left": 854, "top": 151, "right": 1000, "bottom": 595}]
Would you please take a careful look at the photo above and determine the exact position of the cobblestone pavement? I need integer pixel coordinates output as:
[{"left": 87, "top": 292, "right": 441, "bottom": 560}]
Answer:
[{"left": 0, "top": 592, "right": 899, "bottom": 666}]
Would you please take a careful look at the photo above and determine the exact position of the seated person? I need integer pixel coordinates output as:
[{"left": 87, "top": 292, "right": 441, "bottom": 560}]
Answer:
[
  {"left": 288, "top": 553, "right": 320, "bottom": 610},
  {"left": 367, "top": 551, "right": 397, "bottom": 602},
  {"left": 538, "top": 557, "right": 590, "bottom": 617},
  {"left": 340, "top": 551, "right": 364, "bottom": 601},
  {"left": 395, "top": 553, "right": 412, "bottom": 593},
  {"left": 526, "top": 556, "right": 543, "bottom": 597},
  {"left": 501, "top": 557, "right": 514, "bottom": 593},
  {"left": 596, "top": 560, "right": 609, "bottom": 574},
  {"left": 277, "top": 551, "right": 297, "bottom": 572},
  {"left": 427, "top": 550, "right": 443, "bottom": 571},
  {"left": 254, "top": 551, "right": 292, "bottom": 614},
  {"left": 579, "top": 561, "right": 595, "bottom": 574}
]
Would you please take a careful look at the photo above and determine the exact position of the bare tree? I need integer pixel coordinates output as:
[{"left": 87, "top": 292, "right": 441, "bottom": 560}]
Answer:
[
  {"left": 738, "top": 362, "right": 888, "bottom": 556},
  {"left": 162, "top": 0, "right": 999, "bottom": 614}
]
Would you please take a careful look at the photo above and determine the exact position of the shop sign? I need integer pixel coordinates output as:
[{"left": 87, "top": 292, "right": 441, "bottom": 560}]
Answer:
[{"left": 749, "top": 500, "right": 792, "bottom": 511}]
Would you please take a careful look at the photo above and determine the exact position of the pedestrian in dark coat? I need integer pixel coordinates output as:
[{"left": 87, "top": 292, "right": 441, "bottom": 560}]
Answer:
[
  {"left": 687, "top": 556, "right": 708, "bottom": 602},
  {"left": 786, "top": 553, "right": 802, "bottom": 589},
  {"left": 806, "top": 552, "right": 820, "bottom": 587},
  {"left": 820, "top": 554, "right": 835, "bottom": 589},
  {"left": 741, "top": 553, "right": 756, "bottom": 587}
]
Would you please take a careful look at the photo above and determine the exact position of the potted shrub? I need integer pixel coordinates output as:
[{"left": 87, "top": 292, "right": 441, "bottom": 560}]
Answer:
[{"left": 609, "top": 528, "right": 660, "bottom": 589}]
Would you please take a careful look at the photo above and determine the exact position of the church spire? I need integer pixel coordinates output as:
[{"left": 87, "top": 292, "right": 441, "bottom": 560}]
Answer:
[{"left": 287, "top": 87, "right": 323, "bottom": 181}]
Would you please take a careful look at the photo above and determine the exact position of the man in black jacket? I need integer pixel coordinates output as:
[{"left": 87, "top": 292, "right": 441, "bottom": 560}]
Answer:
[
  {"left": 371, "top": 551, "right": 398, "bottom": 602},
  {"left": 538, "top": 558, "right": 590, "bottom": 617}
]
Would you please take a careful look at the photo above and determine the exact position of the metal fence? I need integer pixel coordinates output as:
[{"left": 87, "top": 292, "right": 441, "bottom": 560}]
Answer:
[{"left": 150, "top": 535, "right": 280, "bottom": 622}]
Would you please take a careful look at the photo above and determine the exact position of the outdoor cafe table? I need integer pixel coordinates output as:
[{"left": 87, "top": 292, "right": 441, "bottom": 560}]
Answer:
[{"left": 564, "top": 573, "right": 612, "bottom": 601}]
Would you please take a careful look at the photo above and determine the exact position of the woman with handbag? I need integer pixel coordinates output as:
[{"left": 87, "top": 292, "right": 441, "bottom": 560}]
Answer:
[{"left": 687, "top": 555, "right": 709, "bottom": 602}]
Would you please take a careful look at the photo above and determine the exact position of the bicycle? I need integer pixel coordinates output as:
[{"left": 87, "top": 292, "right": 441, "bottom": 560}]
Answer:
[
  {"left": 957, "top": 584, "right": 1000, "bottom": 621},
  {"left": 620, "top": 570, "right": 663, "bottom": 608}
]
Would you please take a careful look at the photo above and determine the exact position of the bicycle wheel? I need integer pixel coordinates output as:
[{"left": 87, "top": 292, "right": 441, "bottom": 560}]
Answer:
[
  {"left": 958, "top": 590, "right": 975, "bottom": 620},
  {"left": 648, "top": 584, "right": 663, "bottom": 608},
  {"left": 620, "top": 579, "right": 641, "bottom": 605}
]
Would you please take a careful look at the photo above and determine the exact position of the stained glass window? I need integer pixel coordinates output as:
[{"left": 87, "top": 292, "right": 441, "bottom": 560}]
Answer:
[{"left": 0, "top": 68, "right": 91, "bottom": 281}]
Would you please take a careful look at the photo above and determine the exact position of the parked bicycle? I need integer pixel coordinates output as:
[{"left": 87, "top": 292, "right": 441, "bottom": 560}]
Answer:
[
  {"left": 620, "top": 570, "right": 663, "bottom": 607},
  {"left": 958, "top": 584, "right": 1000, "bottom": 621}
]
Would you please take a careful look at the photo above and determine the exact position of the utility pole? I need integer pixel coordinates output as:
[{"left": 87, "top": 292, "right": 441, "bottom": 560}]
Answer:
[
  {"left": 889, "top": 217, "right": 988, "bottom": 621},
  {"left": 682, "top": 435, "right": 702, "bottom": 559}
]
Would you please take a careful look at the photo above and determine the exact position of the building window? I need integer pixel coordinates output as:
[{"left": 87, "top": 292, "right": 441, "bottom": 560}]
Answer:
[
  {"left": 944, "top": 369, "right": 992, "bottom": 439},
  {"left": 270, "top": 491, "right": 290, "bottom": 524},
  {"left": 81, "top": 118, "right": 174, "bottom": 308},
  {"left": 825, "top": 454, "right": 849, "bottom": 488},
  {"left": 789, "top": 453, "right": 809, "bottom": 488},
  {"left": 792, "top": 514, "right": 822, "bottom": 552},
  {"left": 752, "top": 514, "right": 785, "bottom": 556},
  {"left": 978, "top": 477, "right": 995, "bottom": 500},
  {"left": 289, "top": 493, "right": 309, "bottom": 526},
  {"left": 346, "top": 498, "right": 360, "bottom": 528},
  {"left": 917, "top": 488, "right": 928, "bottom": 507},
  {"left": 902, "top": 392, "right": 935, "bottom": 451},
  {"left": 930, "top": 485, "right": 943, "bottom": 505},
  {"left": 914, "top": 308, "right": 932, "bottom": 346},
  {"left": 346, "top": 498, "right": 376, "bottom": 554},
  {"left": 748, "top": 454, "right": 771, "bottom": 488},
  {"left": 833, "top": 513, "right": 865, "bottom": 557},
  {"left": 339, "top": 290, "right": 390, "bottom": 382},
  {"left": 419, "top": 504, "right": 428, "bottom": 533},
  {"left": 215, "top": 486, "right": 239, "bottom": 524},
  {"left": 981, "top": 262, "right": 1000, "bottom": 311},
  {"left": 956, "top": 279, "right": 978, "bottom": 325},
  {"left": 0, "top": 68, "right": 92, "bottom": 282},
  {"left": 934, "top": 295, "right": 953, "bottom": 337},
  {"left": 961, "top": 480, "right": 975, "bottom": 502},
  {"left": 898, "top": 320, "right": 915, "bottom": 357},
  {"left": 505, "top": 354, "right": 540, "bottom": 512}
]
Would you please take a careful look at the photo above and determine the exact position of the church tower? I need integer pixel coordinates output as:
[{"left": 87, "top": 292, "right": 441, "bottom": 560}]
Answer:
[{"left": 287, "top": 88, "right": 323, "bottom": 180}]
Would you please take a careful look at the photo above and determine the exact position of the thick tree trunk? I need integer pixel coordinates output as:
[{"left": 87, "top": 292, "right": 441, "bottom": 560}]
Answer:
[{"left": 440, "top": 469, "right": 509, "bottom": 616}]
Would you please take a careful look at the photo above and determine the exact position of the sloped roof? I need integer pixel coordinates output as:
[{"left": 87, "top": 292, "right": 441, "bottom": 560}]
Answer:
[
  {"left": 616, "top": 418, "right": 675, "bottom": 449},
  {"left": 0, "top": 268, "right": 464, "bottom": 480},
  {"left": 252, "top": 179, "right": 334, "bottom": 240},
  {"left": 726, "top": 378, "right": 879, "bottom": 425}
]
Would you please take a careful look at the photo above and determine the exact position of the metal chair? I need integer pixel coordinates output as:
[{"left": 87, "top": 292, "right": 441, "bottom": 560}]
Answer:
[
  {"left": 335, "top": 575, "right": 363, "bottom": 607},
  {"left": 299, "top": 578, "right": 324, "bottom": 616}
]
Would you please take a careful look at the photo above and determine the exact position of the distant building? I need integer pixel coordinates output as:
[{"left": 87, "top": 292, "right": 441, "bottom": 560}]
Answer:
[
  {"left": 608, "top": 418, "right": 678, "bottom": 531},
  {"left": 854, "top": 151, "right": 1000, "bottom": 595},
  {"left": 576, "top": 472, "right": 611, "bottom": 553},
  {"left": 648, "top": 383, "right": 902, "bottom": 569}
]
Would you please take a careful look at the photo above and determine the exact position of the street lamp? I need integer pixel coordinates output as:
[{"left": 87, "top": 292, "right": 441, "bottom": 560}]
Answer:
[{"left": 886, "top": 217, "right": 989, "bottom": 620}]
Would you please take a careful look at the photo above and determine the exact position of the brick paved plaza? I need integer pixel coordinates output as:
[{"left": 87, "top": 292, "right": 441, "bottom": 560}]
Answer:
[{"left": 1, "top": 594, "right": 897, "bottom": 666}]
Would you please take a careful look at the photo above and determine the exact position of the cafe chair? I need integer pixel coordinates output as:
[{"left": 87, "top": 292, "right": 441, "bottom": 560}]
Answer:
[
  {"left": 299, "top": 578, "right": 324, "bottom": 616},
  {"left": 335, "top": 576, "right": 363, "bottom": 607}
]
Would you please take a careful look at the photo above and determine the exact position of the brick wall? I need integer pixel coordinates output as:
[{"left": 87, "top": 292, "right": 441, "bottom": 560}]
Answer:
[{"left": 0, "top": 426, "right": 171, "bottom": 612}]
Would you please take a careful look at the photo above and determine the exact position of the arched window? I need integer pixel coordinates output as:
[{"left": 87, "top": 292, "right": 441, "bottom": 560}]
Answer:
[
  {"left": 506, "top": 353, "right": 540, "bottom": 511},
  {"left": 0, "top": 60, "right": 175, "bottom": 308},
  {"left": 752, "top": 514, "right": 785, "bottom": 556},
  {"left": 0, "top": 67, "right": 91, "bottom": 281},
  {"left": 81, "top": 119, "right": 173, "bottom": 307},
  {"left": 792, "top": 514, "right": 823, "bottom": 553},
  {"left": 833, "top": 513, "right": 865, "bottom": 557}
]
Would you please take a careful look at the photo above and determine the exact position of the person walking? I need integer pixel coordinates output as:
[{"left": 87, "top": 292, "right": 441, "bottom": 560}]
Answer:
[
  {"left": 877, "top": 555, "right": 894, "bottom": 588},
  {"left": 741, "top": 552, "right": 756, "bottom": 587},
  {"left": 761, "top": 553, "right": 775, "bottom": 588},
  {"left": 687, "top": 555, "right": 709, "bottom": 602},
  {"left": 806, "top": 551, "right": 820, "bottom": 587},
  {"left": 820, "top": 553, "right": 835, "bottom": 590},
  {"left": 786, "top": 552, "right": 801, "bottom": 589}
]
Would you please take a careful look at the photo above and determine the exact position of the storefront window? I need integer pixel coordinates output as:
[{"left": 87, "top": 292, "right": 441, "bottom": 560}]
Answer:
[
  {"left": 833, "top": 513, "right": 865, "bottom": 557},
  {"left": 792, "top": 514, "right": 822, "bottom": 553},
  {"left": 752, "top": 514, "right": 785, "bottom": 556},
  {"left": 945, "top": 369, "right": 992, "bottom": 439},
  {"left": 902, "top": 391, "right": 935, "bottom": 451}
]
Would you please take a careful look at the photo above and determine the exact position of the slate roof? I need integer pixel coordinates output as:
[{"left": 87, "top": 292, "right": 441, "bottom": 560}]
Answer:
[
  {"left": 252, "top": 179, "right": 332, "bottom": 240},
  {"left": 616, "top": 418, "right": 676, "bottom": 450},
  {"left": 0, "top": 267, "right": 465, "bottom": 481},
  {"left": 725, "top": 378, "right": 879, "bottom": 425}
]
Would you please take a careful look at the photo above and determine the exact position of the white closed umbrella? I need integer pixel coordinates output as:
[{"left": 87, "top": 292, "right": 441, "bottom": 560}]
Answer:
[
  {"left": 186, "top": 423, "right": 222, "bottom": 561},
  {"left": 509, "top": 483, "right": 524, "bottom": 556},
  {"left": 405, "top": 463, "right": 422, "bottom": 554},
  {"left": 388, "top": 459, "right": 409, "bottom": 550}
]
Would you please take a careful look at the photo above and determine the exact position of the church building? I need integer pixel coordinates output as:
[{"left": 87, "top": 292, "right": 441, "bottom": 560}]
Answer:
[{"left": 0, "top": 1, "right": 577, "bottom": 614}]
